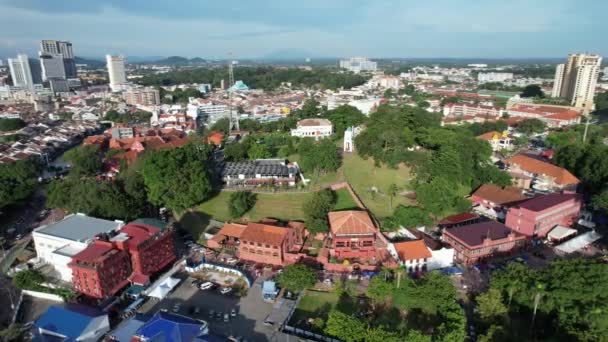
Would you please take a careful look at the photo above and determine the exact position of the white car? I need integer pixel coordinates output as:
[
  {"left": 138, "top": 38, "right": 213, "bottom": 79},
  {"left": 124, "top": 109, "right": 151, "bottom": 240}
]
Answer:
[
  {"left": 220, "top": 287, "right": 232, "bottom": 295},
  {"left": 199, "top": 282, "right": 214, "bottom": 290},
  {"left": 226, "top": 258, "right": 238, "bottom": 265}
]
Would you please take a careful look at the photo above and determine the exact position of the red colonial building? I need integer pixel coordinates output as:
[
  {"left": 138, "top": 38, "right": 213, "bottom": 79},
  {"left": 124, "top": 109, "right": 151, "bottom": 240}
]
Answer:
[
  {"left": 443, "top": 221, "right": 529, "bottom": 265},
  {"left": 505, "top": 192, "right": 582, "bottom": 238},
  {"left": 69, "top": 222, "right": 176, "bottom": 299},
  {"left": 237, "top": 221, "right": 305, "bottom": 266},
  {"left": 69, "top": 241, "right": 132, "bottom": 299},
  {"left": 328, "top": 210, "right": 378, "bottom": 260}
]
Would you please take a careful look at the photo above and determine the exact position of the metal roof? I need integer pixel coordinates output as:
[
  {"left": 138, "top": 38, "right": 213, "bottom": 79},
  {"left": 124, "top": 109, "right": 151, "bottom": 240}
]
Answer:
[
  {"left": 221, "top": 159, "right": 298, "bottom": 177},
  {"left": 34, "top": 214, "right": 122, "bottom": 243},
  {"left": 34, "top": 304, "right": 104, "bottom": 339}
]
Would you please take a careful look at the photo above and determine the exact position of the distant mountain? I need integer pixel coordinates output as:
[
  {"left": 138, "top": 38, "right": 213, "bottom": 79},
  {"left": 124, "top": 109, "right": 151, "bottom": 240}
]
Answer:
[
  {"left": 125, "top": 56, "right": 165, "bottom": 63},
  {"left": 74, "top": 56, "right": 105, "bottom": 68},
  {"left": 140, "top": 56, "right": 207, "bottom": 66}
]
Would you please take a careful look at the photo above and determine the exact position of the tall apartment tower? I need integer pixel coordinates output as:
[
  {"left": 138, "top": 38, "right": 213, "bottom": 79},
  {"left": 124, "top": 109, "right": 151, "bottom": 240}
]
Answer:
[
  {"left": 8, "top": 54, "right": 42, "bottom": 90},
  {"left": 551, "top": 53, "right": 602, "bottom": 111},
  {"left": 106, "top": 55, "right": 127, "bottom": 92},
  {"left": 40, "top": 40, "right": 76, "bottom": 79}
]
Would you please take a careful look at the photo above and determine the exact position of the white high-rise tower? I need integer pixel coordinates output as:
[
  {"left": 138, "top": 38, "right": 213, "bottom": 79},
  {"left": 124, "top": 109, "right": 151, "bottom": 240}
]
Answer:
[
  {"left": 8, "top": 54, "right": 35, "bottom": 90},
  {"left": 551, "top": 53, "right": 602, "bottom": 111},
  {"left": 106, "top": 55, "right": 127, "bottom": 92}
]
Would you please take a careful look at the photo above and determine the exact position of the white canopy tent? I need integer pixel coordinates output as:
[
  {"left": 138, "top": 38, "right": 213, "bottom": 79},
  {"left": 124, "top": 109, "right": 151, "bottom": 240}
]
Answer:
[
  {"left": 554, "top": 230, "right": 603, "bottom": 254},
  {"left": 547, "top": 226, "right": 577, "bottom": 242},
  {"left": 146, "top": 277, "right": 181, "bottom": 299}
]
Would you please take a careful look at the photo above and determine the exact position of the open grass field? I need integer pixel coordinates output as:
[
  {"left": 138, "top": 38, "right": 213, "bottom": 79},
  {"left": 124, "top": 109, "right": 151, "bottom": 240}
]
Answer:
[
  {"left": 194, "top": 191, "right": 313, "bottom": 223},
  {"left": 333, "top": 187, "right": 360, "bottom": 211}
]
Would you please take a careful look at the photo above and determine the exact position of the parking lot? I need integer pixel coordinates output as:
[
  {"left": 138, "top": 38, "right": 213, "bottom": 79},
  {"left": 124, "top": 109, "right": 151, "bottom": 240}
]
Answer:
[{"left": 140, "top": 274, "right": 292, "bottom": 341}]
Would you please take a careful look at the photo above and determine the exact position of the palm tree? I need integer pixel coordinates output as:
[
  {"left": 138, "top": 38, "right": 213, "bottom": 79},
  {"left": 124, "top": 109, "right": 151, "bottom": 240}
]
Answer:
[
  {"left": 388, "top": 183, "right": 399, "bottom": 211},
  {"left": 531, "top": 283, "right": 546, "bottom": 328},
  {"left": 395, "top": 266, "right": 406, "bottom": 289}
]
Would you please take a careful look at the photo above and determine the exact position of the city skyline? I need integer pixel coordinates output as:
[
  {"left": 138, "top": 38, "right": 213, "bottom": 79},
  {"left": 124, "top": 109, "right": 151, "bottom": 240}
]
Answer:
[{"left": 0, "top": 0, "right": 606, "bottom": 59}]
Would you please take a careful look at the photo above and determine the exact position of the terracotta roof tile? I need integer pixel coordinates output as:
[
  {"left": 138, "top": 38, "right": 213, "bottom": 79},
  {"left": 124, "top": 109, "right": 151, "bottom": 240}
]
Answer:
[
  {"left": 240, "top": 223, "right": 288, "bottom": 246},
  {"left": 505, "top": 154, "right": 579, "bottom": 185},
  {"left": 216, "top": 223, "right": 247, "bottom": 239},
  {"left": 393, "top": 240, "right": 432, "bottom": 261},
  {"left": 328, "top": 210, "right": 376, "bottom": 236},
  {"left": 471, "top": 184, "right": 527, "bottom": 206}
]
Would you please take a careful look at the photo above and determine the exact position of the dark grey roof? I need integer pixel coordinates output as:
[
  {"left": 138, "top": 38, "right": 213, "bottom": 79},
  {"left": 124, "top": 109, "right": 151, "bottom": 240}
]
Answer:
[
  {"left": 34, "top": 214, "right": 122, "bottom": 243},
  {"left": 221, "top": 159, "right": 298, "bottom": 177}
]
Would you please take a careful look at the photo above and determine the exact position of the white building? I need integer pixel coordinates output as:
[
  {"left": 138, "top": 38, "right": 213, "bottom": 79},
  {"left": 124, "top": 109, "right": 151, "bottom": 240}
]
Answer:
[
  {"left": 348, "top": 98, "right": 381, "bottom": 115},
  {"left": 8, "top": 54, "right": 36, "bottom": 90},
  {"left": 291, "top": 118, "right": 332, "bottom": 140},
  {"left": 552, "top": 53, "right": 602, "bottom": 110},
  {"left": 32, "top": 214, "right": 124, "bottom": 281},
  {"left": 106, "top": 55, "right": 127, "bottom": 92},
  {"left": 378, "top": 76, "right": 402, "bottom": 89},
  {"left": 477, "top": 131, "right": 514, "bottom": 152},
  {"left": 477, "top": 72, "right": 514, "bottom": 83},
  {"left": 339, "top": 57, "right": 377, "bottom": 73},
  {"left": 123, "top": 87, "right": 160, "bottom": 106}
]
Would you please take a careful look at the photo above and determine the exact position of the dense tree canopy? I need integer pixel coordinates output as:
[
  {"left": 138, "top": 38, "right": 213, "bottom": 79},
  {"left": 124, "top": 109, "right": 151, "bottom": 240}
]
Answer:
[
  {"left": 520, "top": 84, "right": 544, "bottom": 98},
  {"left": 302, "top": 189, "right": 336, "bottom": 234},
  {"left": 141, "top": 143, "right": 214, "bottom": 211},
  {"left": 138, "top": 66, "right": 369, "bottom": 91},
  {"left": 276, "top": 264, "right": 316, "bottom": 292},
  {"left": 382, "top": 205, "right": 432, "bottom": 231},
  {"left": 298, "top": 138, "right": 342, "bottom": 175},
  {"left": 325, "top": 105, "right": 367, "bottom": 138},
  {"left": 516, "top": 118, "right": 546, "bottom": 135},
  {"left": 488, "top": 259, "right": 608, "bottom": 341},
  {"left": 228, "top": 191, "right": 257, "bottom": 218},
  {"left": 0, "top": 160, "right": 39, "bottom": 209},
  {"left": 0, "top": 118, "right": 26, "bottom": 131},
  {"left": 63, "top": 144, "right": 103, "bottom": 176}
]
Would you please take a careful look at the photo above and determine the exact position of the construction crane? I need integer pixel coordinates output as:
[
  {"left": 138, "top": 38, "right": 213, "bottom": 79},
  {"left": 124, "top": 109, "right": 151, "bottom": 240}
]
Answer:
[{"left": 227, "top": 53, "right": 239, "bottom": 133}]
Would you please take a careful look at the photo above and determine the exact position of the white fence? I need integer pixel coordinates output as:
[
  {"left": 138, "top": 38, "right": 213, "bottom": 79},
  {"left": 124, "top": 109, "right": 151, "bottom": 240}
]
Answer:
[
  {"left": 185, "top": 262, "right": 252, "bottom": 288},
  {"left": 22, "top": 289, "right": 64, "bottom": 302}
]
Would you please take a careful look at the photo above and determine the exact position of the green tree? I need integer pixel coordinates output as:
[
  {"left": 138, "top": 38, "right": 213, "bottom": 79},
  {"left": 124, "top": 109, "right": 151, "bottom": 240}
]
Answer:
[
  {"left": 63, "top": 144, "right": 103, "bottom": 176},
  {"left": 477, "top": 288, "right": 508, "bottom": 322},
  {"left": 517, "top": 119, "right": 546, "bottom": 135},
  {"left": 104, "top": 109, "right": 120, "bottom": 121},
  {"left": 591, "top": 189, "right": 608, "bottom": 210},
  {"left": 0, "top": 118, "right": 26, "bottom": 131},
  {"left": 224, "top": 141, "right": 250, "bottom": 161},
  {"left": 0, "top": 324, "right": 26, "bottom": 341},
  {"left": 276, "top": 264, "right": 316, "bottom": 292},
  {"left": 520, "top": 84, "right": 544, "bottom": 98},
  {"left": 247, "top": 143, "right": 271, "bottom": 160},
  {"left": 298, "top": 98, "right": 320, "bottom": 118},
  {"left": 0, "top": 160, "right": 39, "bottom": 209},
  {"left": 324, "top": 310, "right": 367, "bottom": 342},
  {"left": 302, "top": 189, "right": 336, "bottom": 234},
  {"left": 298, "top": 138, "right": 341, "bottom": 175},
  {"left": 367, "top": 276, "right": 395, "bottom": 305},
  {"left": 141, "top": 144, "right": 213, "bottom": 211},
  {"left": 325, "top": 105, "right": 366, "bottom": 138},
  {"left": 228, "top": 191, "right": 257, "bottom": 218},
  {"left": 382, "top": 206, "right": 432, "bottom": 231},
  {"left": 12, "top": 269, "right": 45, "bottom": 289},
  {"left": 210, "top": 118, "right": 230, "bottom": 134}
]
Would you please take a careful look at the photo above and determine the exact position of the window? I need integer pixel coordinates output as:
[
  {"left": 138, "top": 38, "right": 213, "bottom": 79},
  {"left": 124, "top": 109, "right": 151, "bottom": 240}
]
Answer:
[{"left": 265, "top": 244, "right": 270, "bottom": 248}]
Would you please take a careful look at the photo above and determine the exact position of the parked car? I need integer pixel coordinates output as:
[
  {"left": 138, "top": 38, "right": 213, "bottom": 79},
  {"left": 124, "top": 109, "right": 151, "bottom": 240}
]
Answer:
[
  {"left": 223, "top": 313, "right": 230, "bottom": 322},
  {"left": 199, "top": 282, "right": 214, "bottom": 290},
  {"left": 208, "top": 309, "right": 215, "bottom": 318},
  {"left": 220, "top": 287, "right": 232, "bottom": 295},
  {"left": 215, "top": 311, "right": 222, "bottom": 320},
  {"left": 231, "top": 308, "right": 237, "bottom": 317},
  {"left": 172, "top": 304, "right": 180, "bottom": 313},
  {"left": 226, "top": 257, "right": 238, "bottom": 265}
]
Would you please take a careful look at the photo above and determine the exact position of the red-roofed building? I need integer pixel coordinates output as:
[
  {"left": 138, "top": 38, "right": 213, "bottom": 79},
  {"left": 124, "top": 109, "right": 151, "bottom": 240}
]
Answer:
[
  {"left": 504, "top": 154, "right": 579, "bottom": 191},
  {"left": 69, "top": 241, "right": 132, "bottom": 299},
  {"left": 439, "top": 213, "right": 480, "bottom": 229},
  {"left": 505, "top": 193, "right": 582, "bottom": 238},
  {"left": 443, "top": 103, "right": 503, "bottom": 118},
  {"left": 237, "top": 221, "right": 306, "bottom": 266},
  {"left": 205, "top": 131, "right": 224, "bottom": 146},
  {"left": 328, "top": 210, "right": 379, "bottom": 260},
  {"left": 507, "top": 105, "right": 582, "bottom": 128},
  {"left": 392, "top": 240, "right": 432, "bottom": 272},
  {"left": 443, "top": 221, "right": 529, "bottom": 265},
  {"left": 69, "top": 222, "right": 176, "bottom": 299}
]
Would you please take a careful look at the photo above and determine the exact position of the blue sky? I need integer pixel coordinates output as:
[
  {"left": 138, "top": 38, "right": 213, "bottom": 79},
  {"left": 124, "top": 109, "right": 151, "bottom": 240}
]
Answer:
[{"left": 0, "top": 0, "right": 606, "bottom": 59}]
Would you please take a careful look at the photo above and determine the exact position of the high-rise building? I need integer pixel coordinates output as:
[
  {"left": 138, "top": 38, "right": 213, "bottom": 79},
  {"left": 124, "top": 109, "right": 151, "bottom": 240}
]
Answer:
[
  {"left": 106, "top": 55, "right": 127, "bottom": 92},
  {"left": 39, "top": 40, "right": 77, "bottom": 79},
  {"left": 551, "top": 53, "right": 602, "bottom": 111},
  {"left": 7, "top": 54, "right": 41, "bottom": 90},
  {"left": 40, "top": 53, "right": 66, "bottom": 81},
  {"left": 339, "top": 57, "right": 377, "bottom": 73}
]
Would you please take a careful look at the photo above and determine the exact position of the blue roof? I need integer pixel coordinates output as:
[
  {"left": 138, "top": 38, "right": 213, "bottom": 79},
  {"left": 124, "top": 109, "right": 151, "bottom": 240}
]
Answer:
[
  {"left": 109, "top": 315, "right": 147, "bottom": 342},
  {"left": 135, "top": 311, "right": 207, "bottom": 342},
  {"left": 34, "top": 304, "right": 104, "bottom": 339}
]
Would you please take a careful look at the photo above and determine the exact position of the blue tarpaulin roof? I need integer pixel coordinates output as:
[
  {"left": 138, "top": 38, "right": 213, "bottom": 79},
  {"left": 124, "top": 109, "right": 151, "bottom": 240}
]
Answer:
[
  {"left": 440, "top": 266, "right": 463, "bottom": 275},
  {"left": 135, "top": 311, "right": 207, "bottom": 342},
  {"left": 34, "top": 304, "right": 104, "bottom": 340}
]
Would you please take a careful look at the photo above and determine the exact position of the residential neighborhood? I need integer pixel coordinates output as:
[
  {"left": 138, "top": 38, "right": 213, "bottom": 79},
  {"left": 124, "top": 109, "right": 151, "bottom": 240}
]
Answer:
[{"left": 1, "top": 4, "right": 608, "bottom": 341}]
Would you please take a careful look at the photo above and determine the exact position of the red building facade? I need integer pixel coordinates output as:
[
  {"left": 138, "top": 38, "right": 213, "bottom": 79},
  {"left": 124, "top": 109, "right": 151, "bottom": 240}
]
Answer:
[
  {"left": 328, "top": 211, "right": 378, "bottom": 260},
  {"left": 237, "top": 221, "right": 306, "bottom": 266},
  {"left": 69, "top": 241, "right": 132, "bottom": 299},
  {"left": 69, "top": 223, "right": 176, "bottom": 299},
  {"left": 443, "top": 221, "right": 529, "bottom": 265},
  {"left": 505, "top": 193, "right": 582, "bottom": 238}
]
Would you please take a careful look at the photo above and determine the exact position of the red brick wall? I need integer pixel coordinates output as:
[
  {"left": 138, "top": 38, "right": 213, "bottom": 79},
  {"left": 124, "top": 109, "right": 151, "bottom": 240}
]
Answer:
[{"left": 70, "top": 250, "right": 131, "bottom": 299}]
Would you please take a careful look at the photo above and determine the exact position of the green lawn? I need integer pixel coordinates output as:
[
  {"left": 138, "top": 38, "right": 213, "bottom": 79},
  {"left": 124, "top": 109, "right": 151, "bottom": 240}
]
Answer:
[
  {"left": 342, "top": 153, "right": 412, "bottom": 217},
  {"left": 196, "top": 191, "right": 312, "bottom": 223},
  {"left": 334, "top": 187, "right": 359, "bottom": 211},
  {"left": 289, "top": 290, "right": 357, "bottom": 331}
]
